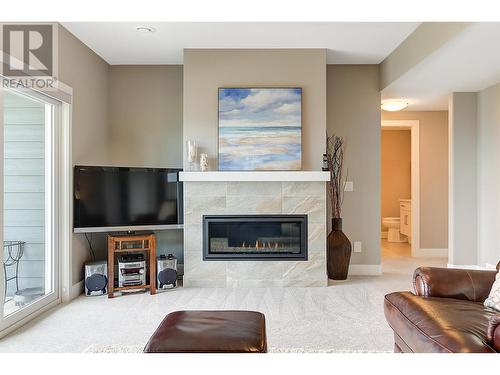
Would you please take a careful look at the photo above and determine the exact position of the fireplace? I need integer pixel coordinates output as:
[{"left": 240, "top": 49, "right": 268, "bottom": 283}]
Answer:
[{"left": 203, "top": 215, "right": 307, "bottom": 260}]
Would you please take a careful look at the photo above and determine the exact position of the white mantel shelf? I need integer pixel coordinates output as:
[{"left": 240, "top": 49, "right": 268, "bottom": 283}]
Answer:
[{"left": 179, "top": 171, "right": 330, "bottom": 182}]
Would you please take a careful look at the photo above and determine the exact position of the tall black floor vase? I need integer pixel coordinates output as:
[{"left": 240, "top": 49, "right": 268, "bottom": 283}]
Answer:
[{"left": 327, "top": 218, "right": 352, "bottom": 280}]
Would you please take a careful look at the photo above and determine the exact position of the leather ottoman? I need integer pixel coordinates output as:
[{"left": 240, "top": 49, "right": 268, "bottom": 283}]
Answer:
[{"left": 144, "top": 310, "right": 267, "bottom": 353}]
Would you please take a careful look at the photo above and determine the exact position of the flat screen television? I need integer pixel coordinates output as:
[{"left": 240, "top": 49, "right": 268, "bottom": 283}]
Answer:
[{"left": 73, "top": 166, "right": 183, "bottom": 233}]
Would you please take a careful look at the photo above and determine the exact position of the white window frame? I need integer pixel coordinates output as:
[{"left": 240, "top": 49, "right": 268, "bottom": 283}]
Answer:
[{"left": 0, "top": 81, "right": 72, "bottom": 337}]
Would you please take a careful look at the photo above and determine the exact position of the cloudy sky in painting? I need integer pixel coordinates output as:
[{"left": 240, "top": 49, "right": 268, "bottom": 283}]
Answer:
[{"left": 219, "top": 88, "right": 301, "bottom": 128}]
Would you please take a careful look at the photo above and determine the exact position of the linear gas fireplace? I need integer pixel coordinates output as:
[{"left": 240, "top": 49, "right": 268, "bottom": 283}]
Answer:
[{"left": 202, "top": 215, "right": 307, "bottom": 261}]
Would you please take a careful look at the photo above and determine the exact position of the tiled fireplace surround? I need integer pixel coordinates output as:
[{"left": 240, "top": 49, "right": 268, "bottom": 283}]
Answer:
[{"left": 183, "top": 179, "right": 327, "bottom": 287}]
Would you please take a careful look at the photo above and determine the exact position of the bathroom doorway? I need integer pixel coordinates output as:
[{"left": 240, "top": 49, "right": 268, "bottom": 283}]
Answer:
[{"left": 381, "top": 120, "right": 420, "bottom": 262}]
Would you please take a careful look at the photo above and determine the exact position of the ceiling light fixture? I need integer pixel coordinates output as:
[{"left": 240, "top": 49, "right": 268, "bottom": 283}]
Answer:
[
  {"left": 135, "top": 26, "right": 155, "bottom": 34},
  {"left": 381, "top": 100, "right": 409, "bottom": 112}
]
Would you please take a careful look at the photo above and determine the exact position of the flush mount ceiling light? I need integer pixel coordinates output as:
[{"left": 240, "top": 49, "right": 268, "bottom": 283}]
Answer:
[
  {"left": 135, "top": 25, "right": 155, "bottom": 34},
  {"left": 381, "top": 100, "right": 409, "bottom": 112}
]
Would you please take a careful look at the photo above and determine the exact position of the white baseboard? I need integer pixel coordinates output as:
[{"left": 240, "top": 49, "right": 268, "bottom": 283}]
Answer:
[
  {"left": 348, "top": 264, "right": 382, "bottom": 276},
  {"left": 485, "top": 263, "right": 499, "bottom": 270},
  {"left": 413, "top": 248, "right": 448, "bottom": 258},
  {"left": 447, "top": 263, "right": 494, "bottom": 270},
  {"left": 70, "top": 280, "right": 84, "bottom": 300},
  {"left": 380, "top": 231, "right": 388, "bottom": 239}
]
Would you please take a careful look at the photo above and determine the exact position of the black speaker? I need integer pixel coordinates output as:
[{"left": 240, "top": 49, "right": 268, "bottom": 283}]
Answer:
[
  {"left": 157, "top": 254, "right": 178, "bottom": 289},
  {"left": 158, "top": 268, "right": 177, "bottom": 288},
  {"left": 85, "top": 260, "right": 108, "bottom": 296}
]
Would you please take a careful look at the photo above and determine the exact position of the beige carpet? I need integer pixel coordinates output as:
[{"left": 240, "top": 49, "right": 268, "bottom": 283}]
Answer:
[
  {"left": 0, "top": 243, "right": 445, "bottom": 353},
  {"left": 82, "top": 344, "right": 391, "bottom": 353}
]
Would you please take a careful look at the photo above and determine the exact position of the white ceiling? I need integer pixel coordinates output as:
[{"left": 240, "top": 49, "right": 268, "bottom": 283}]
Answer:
[
  {"left": 61, "top": 22, "right": 420, "bottom": 65},
  {"left": 63, "top": 22, "right": 500, "bottom": 111},
  {"left": 383, "top": 23, "right": 500, "bottom": 111}
]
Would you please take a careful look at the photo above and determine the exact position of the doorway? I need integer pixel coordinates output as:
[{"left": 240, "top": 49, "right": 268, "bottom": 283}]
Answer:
[{"left": 381, "top": 120, "right": 420, "bottom": 265}]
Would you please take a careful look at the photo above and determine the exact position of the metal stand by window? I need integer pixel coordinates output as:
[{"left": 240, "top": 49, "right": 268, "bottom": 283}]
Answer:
[{"left": 3, "top": 241, "right": 25, "bottom": 301}]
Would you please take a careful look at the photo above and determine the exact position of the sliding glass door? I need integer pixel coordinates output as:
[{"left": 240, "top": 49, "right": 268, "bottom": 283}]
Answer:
[{"left": 0, "top": 87, "right": 61, "bottom": 330}]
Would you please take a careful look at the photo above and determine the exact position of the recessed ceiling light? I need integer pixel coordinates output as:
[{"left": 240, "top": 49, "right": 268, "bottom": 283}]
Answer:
[
  {"left": 381, "top": 100, "right": 409, "bottom": 112},
  {"left": 135, "top": 26, "right": 155, "bottom": 34}
]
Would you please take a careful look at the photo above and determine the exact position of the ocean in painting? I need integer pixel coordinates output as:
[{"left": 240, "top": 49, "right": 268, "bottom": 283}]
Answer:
[
  {"left": 218, "top": 88, "right": 302, "bottom": 170},
  {"left": 219, "top": 126, "right": 301, "bottom": 170}
]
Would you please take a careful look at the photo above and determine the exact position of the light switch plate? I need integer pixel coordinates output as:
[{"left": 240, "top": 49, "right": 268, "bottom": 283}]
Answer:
[
  {"left": 344, "top": 181, "right": 354, "bottom": 192},
  {"left": 353, "top": 241, "right": 362, "bottom": 253}
]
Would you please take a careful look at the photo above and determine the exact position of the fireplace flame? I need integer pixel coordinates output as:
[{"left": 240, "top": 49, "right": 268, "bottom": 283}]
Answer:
[{"left": 237, "top": 241, "right": 284, "bottom": 250}]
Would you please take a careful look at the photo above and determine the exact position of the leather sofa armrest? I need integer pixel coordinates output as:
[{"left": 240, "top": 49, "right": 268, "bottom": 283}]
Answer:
[
  {"left": 413, "top": 266, "right": 497, "bottom": 302},
  {"left": 487, "top": 314, "right": 500, "bottom": 352}
]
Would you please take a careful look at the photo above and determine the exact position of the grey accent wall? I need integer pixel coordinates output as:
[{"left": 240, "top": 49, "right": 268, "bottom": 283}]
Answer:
[
  {"left": 183, "top": 49, "right": 326, "bottom": 171},
  {"left": 326, "top": 65, "right": 381, "bottom": 266},
  {"left": 477, "top": 82, "right": 500, "bottom": 268},
  {"left": 3, "top": 92, "right": 45, "bottom": 295},
  {"left": 448, "top": 92, "right": 477, "bottom": 266}
]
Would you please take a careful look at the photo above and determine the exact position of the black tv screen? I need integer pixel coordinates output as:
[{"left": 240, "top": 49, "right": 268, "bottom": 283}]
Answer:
[{"left": 73, "top": 166, "right": 183, "bottom": 231}]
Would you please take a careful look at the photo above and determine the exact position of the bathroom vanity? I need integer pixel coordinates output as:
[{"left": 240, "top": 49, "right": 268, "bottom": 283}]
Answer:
[{"left": 399, "top": 199, "right": 411, "bottom": 244}]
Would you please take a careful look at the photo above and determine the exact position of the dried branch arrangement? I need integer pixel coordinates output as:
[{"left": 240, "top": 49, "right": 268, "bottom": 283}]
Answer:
[{"left": 326, "top": 133, "right": 347, "bottom": 219}]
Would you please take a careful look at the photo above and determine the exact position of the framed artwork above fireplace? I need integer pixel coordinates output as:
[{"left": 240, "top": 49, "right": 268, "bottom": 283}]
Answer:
[{"left": 218, "top": 87, "right": 302, "bottom": 171}]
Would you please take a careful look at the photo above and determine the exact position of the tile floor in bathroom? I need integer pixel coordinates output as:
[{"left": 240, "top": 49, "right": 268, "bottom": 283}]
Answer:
[{"left": 381, "top": 239, "right": 411, "bottom": 258}]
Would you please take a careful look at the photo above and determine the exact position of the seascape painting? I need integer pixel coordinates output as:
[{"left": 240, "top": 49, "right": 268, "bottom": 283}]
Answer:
[{"left": 218, "top": 88, "right": 302, "bottom": 170}]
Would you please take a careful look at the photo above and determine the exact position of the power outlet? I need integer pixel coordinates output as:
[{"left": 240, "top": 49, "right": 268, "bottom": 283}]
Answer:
[
  {"left": 344, "top": 181, "right": 354, "bottom": 192},
  {"left": 353, "top": 241, "right": 362, "bottom": 253}
]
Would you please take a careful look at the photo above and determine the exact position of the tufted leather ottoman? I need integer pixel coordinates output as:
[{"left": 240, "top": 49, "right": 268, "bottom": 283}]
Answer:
[{"left": 144, "top": 310, "right": 267, "bottom": 353}]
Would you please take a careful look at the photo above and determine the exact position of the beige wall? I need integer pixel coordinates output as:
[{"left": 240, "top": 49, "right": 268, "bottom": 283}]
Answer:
[
  {"left": 382, "top": 111, "right": 448, "bottom": 249},
  {"left": 381, "top": 130, "right": 411, "bottom": 231},
  {"left": 58, "top": 25, "right": 110, "bottom": 285},
  {"left": 109, "top": 65, "right": 183, "bottom": 168},
  {"left": 327, "top": 65, "right": 381, "bottom": 267},
  {"left": 58, "top": 25, "right": 110, "bottom": 165},
  {"left": 477, "top": 83, "right": 500, "bottom": 268},
  {"left": 183, "top": 49, "right": 326, "bottom": 170},
  {"left": 59, "top": 31, "right": 186, "bottom": 286}
]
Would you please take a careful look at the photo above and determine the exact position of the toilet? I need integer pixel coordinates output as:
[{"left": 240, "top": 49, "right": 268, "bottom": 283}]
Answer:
[
  {"left": 382, "top": 217, "right": 406, "bottom": 243},
  {"left": 383, "top": 198, "right": 411, "bottom": 243}
]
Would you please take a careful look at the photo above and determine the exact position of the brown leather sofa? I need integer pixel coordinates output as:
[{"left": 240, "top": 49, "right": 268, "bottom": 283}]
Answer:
[{"left": 384, "top": 263, "right": 500, "bottom": 353}]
